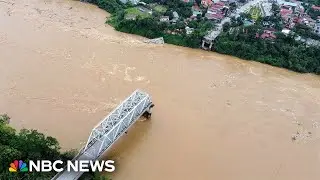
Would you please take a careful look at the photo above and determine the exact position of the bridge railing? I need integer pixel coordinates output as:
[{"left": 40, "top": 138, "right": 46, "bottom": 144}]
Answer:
[
  {"left": 82, "top": 90, "right": 151, "bottom": 158},
  {"left": 51, "top": 89, "right": 153, "bottom": 180}
]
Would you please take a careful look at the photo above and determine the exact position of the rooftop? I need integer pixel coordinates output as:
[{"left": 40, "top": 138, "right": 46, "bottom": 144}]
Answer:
[
  {"left": 312, "top": 5, "right": 320, "bottom": 11},
  {"left": 206, "top": 13, "right": 224, "bottom": 19},
  {"left": 280, "top": 8, "right": 293, "bottom": 17},
  {"left": 173, "top": 11, "right": 179, "bottom": 18},
  {"left": 281, "top": 28, "right": 291, "bottom": 34},
  {"left": 278, "top": 0, "right": 298, "bottom": 7},
  {"left": 260, "top": 32, "right": 276, "bottom": 39}
]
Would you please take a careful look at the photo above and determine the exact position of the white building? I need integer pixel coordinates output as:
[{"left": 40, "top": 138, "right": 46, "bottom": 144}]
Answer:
[
  {"left": 185, "top": 26, "right": 195, "bottom": 35},
  {"left": 281, "top": 28, "right": 291, "bottom": 35},
  {"left": 173, "top": 11, "right": 179, "bottom": 19},
  {"left": 171, "top": 11, "right": 180, "bottom": 23},
  {"left": 160, "top": 16, "right": 170, "bottom": 22},
  {"left": 315, "top": 22, "right": 320, "bottom": 35},
  {"left": 120, "top": 0, "right": 140, "bottom": 5}
]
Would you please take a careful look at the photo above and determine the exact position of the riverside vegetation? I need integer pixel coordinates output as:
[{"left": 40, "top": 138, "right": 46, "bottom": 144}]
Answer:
[
  {"left": 0, "top": 114, "right": 109, "bottom": 180},
  {"left": 87, "top": 0, "right": 319, "bottom": 74},
  {"left": 217, "top": 14, "right": 320, "bottom": 74}
]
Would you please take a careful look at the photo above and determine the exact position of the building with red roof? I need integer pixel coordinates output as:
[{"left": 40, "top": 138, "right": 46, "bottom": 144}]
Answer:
[
  {"left": 280, "top": 8, "right": 293, "bottom": 22},
  {"left": 201, "top": 0, "right": 213, "bottom": 7},
  {"left": 259, "top": 29, "right": 277, "bottom": 39},
  {"left": 312, "top": 5, "right": 320, "bottom": 11},
  {"left": 205, "top": 1, "right": 228, "bottom": 22}
]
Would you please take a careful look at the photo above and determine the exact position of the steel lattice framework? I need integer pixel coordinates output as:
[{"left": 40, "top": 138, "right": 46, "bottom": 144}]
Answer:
[
  {"left": 52, "top": 89, "right": 154, "bottom": 180},
  {"left": 83, "top": 89, "right": 153, "bottom": 158}
]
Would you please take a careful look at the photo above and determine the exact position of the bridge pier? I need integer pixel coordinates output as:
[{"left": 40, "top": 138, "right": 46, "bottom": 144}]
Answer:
[
  {"left": 202, "top": 39, "right": 213, "bottom": 50},
  {"left": 143, "top": 104, "right": 154, "bottom": 119}
]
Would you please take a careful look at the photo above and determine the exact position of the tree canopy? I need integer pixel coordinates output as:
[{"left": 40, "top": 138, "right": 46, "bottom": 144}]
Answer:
[
  {"left": 0, "top": 114, "right": 76, "bottom": 179},
  {"left": 214, "top": 25, "right": 320, "bottom": 74}
]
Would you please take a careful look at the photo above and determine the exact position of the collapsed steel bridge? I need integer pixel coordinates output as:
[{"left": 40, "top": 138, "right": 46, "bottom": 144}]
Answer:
[{"left": 52, "top": 89, "right": 154, "bottom": 180}]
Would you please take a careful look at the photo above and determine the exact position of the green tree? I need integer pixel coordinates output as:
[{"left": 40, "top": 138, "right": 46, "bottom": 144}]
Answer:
[
  {"left": 222, "top": 22, "right": 231, "bottom": 32},
  {"left": 0, "top": 114, "right": 75, "bottom": 179},
  {"left": 0, "top": 114, "right": 10, "bottom": 124},
  {"left": 0, "top": 122, "right": 16, "bottom": 145},
  {"left": 87, "top": 0, "right": 125, "bottom": 14},
  {"left": 214, "top": 25, "right": 320, "bottom": 74},
  {"left": 0, "top": 145, "right": 22, "bottom": 172},
  {"left": 308, "top": 8, "right": 320, "bottom": 20}
]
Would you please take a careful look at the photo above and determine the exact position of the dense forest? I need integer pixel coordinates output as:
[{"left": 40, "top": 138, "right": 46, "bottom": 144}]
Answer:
[{"left": 0, "top": 114, "right": 108, "bottom": 180}]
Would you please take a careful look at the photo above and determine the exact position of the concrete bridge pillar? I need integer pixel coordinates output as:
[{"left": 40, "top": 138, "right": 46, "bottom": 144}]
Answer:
[
  {"left": 202, "top": 40, "right": 213, "bottom": 50},
  {"left": 143, "top": 104, "right": 154, "bottom": 119},
  {"left": 202, "top": 40, "right": 205, "bottom": 48}
]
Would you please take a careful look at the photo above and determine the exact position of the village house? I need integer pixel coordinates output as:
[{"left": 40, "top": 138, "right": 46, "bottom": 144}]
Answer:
[
  {"left": 262, "top": 19, "right": 275, "bottom": 28},
  {"left": 138, "top": 1, "right": 147, "bottom": 5},
  {"left": 279, "top": 2, "right": 308, "bottom": 29},
  {"left": 173, "top": 11, "right": 179, "bottom": 19},
  {"left": 185, "top": 26, "right": 195, "bottom": 34},
  {"left": 160, "top": 16, "right": 170, "bottom": 22},
  {"left": 205, "top": 1, "right": 228, "bottom": 22},
  {"left": 183, "top": 0, "right": 195, "bottom": 3},
  {"left": 281, "top": 28, "right": 291, "bottom": 36},
  {"left": 244, "top": 19, "right": 254, "bottom": 27},
  {"left": 276, "top": 0, "right": 316, "bottom": 29},
  {"left": 280, "top": 8, "right": 295, "bottom": 29},
  {"left": 277, "top": 0, "right": 298, "bottom": 11},
  {"left": 312, "top": 5, "right": 320, "bottom": 11},
  {"left": 201, "top": 0, "right": 213, "bottom": 8},
  {"left": 314, "top": 20, "right": 320, "bottom": 35},
  {"left": 120, "top": 0, "right": 140, "bottom": 5},
  {"left": 300, "top": 16, "right": 316, "bottom": 28},
  {"left": 220, "top": 0, "right": 236, "bottom": 6},
  {"left": 280, "top": 5, "right": 293, "bottom": 22},
  {"left": 171, "top": 11, "right": 180, "bottom": 24},
  {"left": 191, "top": 4, "right": 202, "bottom": 18},
  {"left": 125, "top": 14, "right": 137, "bottom": 20},
  {"left": 256, "top": 28, "right": 277, "bottom": 39}
]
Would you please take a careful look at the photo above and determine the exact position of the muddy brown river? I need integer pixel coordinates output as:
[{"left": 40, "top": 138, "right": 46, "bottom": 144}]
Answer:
[{"left": 1, "top": 0, "right": 320, "bottom": 179}]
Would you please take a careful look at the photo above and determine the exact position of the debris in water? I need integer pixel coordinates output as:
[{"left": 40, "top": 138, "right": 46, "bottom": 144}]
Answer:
[{"left": 144, "top": 37, "right": 164, "bottom": 44}]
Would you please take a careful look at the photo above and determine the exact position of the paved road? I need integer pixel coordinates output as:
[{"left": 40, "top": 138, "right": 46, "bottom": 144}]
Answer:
[{"left": 204, "top": 0, "right": 271, "bottom": 40}]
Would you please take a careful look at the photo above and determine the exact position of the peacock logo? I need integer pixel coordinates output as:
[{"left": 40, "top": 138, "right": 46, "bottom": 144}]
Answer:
[{"left": 9, "top": 160, "right": 29, "bottom": 172}]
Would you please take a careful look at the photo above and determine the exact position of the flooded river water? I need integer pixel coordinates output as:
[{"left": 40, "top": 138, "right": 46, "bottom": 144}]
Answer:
[{"left": 1, "top": 0, "right": 320, "bottom": 179}]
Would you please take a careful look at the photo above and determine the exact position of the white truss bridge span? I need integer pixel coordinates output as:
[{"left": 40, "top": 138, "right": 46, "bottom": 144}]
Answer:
[{"left": 52, "top": 89, "right": 154, "bottom": 180}]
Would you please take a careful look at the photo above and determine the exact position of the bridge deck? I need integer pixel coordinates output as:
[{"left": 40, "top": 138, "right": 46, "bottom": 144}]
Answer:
[{"left": 52, "top": 89, "right": 153, "bottom": 180}]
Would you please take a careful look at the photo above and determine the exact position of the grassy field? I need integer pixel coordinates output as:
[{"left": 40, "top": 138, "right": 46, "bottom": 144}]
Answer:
[
  {"left": 153, "top": 5, "right": 167, "bottom": 13},
  {"left": 125, "top": 7, "right": 152, "bottom": 19}
]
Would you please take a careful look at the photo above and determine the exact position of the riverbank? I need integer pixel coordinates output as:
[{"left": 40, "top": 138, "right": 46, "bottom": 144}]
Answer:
[
  {"left": 86, "top": 0, "right": 320, "bottom": 74},
  {"left": 0, "top": 114, "right": 109, "bottom": 179},
  {"left": 0, "top": 114, "right": 74, "bottom": 179}
]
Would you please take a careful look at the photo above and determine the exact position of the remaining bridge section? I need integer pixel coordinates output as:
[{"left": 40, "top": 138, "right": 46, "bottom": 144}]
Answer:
[{"left": 52, "top": 89, "right": 154, "bottom": 180}]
